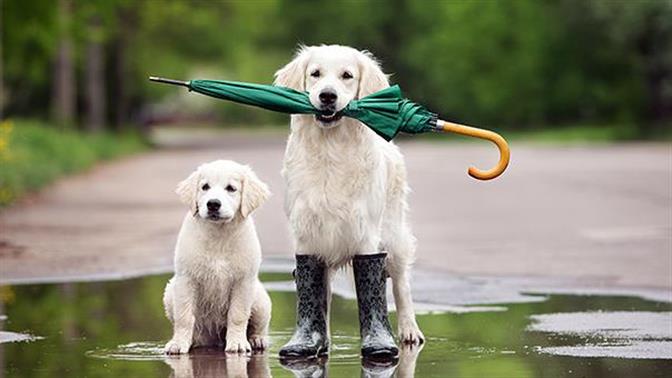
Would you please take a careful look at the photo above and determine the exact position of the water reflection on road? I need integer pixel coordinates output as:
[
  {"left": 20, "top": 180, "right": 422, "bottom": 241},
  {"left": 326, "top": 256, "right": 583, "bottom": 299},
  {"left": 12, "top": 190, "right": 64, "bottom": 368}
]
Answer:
[{"left": 1, "top": 273, "right": 671, "bottom": 377}]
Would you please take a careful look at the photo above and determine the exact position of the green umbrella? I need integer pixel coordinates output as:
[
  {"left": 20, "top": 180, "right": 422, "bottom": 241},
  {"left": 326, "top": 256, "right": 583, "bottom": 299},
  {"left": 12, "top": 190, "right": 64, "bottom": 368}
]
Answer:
[{"left": 149, "top": 77, "right": 509, "bottom": 180}]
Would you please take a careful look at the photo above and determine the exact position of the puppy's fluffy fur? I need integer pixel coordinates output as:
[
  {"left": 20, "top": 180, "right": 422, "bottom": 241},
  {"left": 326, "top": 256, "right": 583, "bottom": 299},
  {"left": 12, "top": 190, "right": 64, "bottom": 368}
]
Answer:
[
  {"left": 275, "top": 45, "right": 424, "bottom": 343},
  {"left": 163, "top": 160, "right": 272, "bottom": 354}
]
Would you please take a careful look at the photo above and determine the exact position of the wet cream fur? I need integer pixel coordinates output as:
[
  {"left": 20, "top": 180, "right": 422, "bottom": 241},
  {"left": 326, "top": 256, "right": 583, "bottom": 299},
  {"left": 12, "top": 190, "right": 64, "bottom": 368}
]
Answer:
[
  {"left": 163, "top": 160, "right": 272, "bottom": 354},
  {"left": 275, "top": 45, "right": 424, "bottom": 344}
]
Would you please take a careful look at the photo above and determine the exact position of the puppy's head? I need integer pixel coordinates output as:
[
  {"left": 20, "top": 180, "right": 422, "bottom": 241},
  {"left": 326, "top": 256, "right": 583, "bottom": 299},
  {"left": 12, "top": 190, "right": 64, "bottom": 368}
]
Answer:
[
  {"left": 274, "top": 45, "right": 389, "bottom": 128},
  {"left": 176, "top": 160, "right": 270, "bottom": 223}
]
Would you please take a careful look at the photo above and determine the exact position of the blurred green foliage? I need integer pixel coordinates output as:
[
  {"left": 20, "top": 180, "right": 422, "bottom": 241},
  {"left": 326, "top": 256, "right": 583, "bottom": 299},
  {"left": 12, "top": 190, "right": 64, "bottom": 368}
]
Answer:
[
  {"left": 0, "top": 119, "right": 147, "bottom": 206},
  {"left": 1, "top": 0, "right": 670, "bottom": 135}
]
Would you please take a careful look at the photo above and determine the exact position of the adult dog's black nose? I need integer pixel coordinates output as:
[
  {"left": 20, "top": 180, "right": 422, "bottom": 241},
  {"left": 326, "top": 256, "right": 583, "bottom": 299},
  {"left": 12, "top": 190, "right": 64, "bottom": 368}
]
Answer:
[
  {"left": 207, "top": 199, "right": 221, "bottom": 211},
  {"left": 319, "top": 89, "right": 337, "bottom": 105}
]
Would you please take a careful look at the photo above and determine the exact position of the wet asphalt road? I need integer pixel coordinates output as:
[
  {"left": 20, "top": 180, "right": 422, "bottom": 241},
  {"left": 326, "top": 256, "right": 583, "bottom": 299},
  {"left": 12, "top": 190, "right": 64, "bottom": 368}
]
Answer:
[{"left": 0, "top": 128, "right": 670, "bottom": 289}]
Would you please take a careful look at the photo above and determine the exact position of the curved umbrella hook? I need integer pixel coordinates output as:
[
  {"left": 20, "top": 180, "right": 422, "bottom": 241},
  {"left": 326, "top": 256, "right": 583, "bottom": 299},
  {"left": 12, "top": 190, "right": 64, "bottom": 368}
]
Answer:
[{"left": 435, "top": 120, "right": 510, "bottom": 180}]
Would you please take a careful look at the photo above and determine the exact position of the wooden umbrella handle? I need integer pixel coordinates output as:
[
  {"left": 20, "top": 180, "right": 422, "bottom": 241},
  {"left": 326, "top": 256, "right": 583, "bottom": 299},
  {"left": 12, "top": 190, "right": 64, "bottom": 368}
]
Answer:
[{"left": 435, "top": 120, "right": 510, "bottom": 180}]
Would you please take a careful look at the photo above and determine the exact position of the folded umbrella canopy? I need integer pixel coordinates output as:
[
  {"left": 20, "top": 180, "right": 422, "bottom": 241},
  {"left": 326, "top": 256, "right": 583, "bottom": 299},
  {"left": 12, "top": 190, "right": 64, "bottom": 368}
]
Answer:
[{"left": 150, "top": 77, "right": 510, "bottom": 180}]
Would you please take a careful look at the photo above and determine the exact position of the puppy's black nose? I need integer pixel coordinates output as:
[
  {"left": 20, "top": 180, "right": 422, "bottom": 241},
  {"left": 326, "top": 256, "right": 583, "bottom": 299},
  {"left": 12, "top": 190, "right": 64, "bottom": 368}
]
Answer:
[
  {"left": 207, "top": 199, "right": 221, "bottom": 211},
  {"left": 319, "top": 89, "right": 337, "bottom": 105}
]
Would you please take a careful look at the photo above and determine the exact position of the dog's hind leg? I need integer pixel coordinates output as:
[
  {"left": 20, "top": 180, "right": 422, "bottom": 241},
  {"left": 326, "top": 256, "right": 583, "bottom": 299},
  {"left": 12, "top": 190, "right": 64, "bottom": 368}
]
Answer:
[
  {"left": 382, "top": 157, "right": 424, "bottom": 345},
  {"left": 389, "top": 260, "right": 424, "bottom": 344},
  {"left": 382, "top": 184, "right": 424, "bottom": 345},
  {"left": 163, "top": 277, "right": 175, "bottom": 323},
  {"left": 247, "top": 281, "right": 271, "bottom": 351},
  {"left": 386, "top": 231, "right": 424, "bottom": 345}
]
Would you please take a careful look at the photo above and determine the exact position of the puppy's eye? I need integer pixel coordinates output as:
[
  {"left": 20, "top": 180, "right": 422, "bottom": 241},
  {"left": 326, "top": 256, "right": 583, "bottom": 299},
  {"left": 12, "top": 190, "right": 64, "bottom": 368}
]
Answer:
[
  {"left": 201, "top": 183, "right": 210, "bottom": 191},
  {"left": 225, "top": 185, "right": 237, "bottom": 193},
  {"left": 342, "top": 71, "right": 353, "bottom": 80},
  {"left": 310, "top": 70, "right": 320, "bottom": 78}
]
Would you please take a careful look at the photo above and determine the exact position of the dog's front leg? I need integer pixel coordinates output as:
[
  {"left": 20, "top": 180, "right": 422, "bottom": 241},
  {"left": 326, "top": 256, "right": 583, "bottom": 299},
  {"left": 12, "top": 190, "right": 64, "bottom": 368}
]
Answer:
[
  {"left": 225, "top": 279, "right": 254, "bottom": 353},
  {"left": 165, "top": 277, "right": 196, "bottom": 354}
]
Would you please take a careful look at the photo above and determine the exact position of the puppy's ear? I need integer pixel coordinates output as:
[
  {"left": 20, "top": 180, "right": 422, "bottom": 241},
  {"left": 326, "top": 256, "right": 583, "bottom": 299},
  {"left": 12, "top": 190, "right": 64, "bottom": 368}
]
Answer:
[
  {"left": 176, "top": 170, "right": 200, "bottom": 211},
  {"left": 274, "top": 46, "right": 310, "bottom": 91},
  {"left": 357, "top": 50, "right": 390, "bottom": 98},
  {"left": 240, "top": 166, "right": 270, "bottom": 218}
]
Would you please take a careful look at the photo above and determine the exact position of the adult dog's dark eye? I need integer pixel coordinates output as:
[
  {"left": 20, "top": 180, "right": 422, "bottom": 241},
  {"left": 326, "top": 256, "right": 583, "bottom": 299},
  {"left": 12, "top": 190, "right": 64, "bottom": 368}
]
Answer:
[
  {"left": 342, "top": 71, "right": 353, "bottom": 80},
  {"left": 225, "top": 185, "right": 237, "bottom": 193},
  {"left": 201, "top": 183, "right": 210, "bottom": 191},
  {"left": 310, "top": 70, "right": 320, "bottom": 78}
]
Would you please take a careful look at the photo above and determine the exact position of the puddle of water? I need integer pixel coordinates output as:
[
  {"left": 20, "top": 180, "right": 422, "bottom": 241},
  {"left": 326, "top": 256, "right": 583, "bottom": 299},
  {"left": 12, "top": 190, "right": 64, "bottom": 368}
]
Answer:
[
  {"left": 528, "top": 311, "right": 672, "bottom": 359},
  {"left": 0, "top": 274, "right": 671, "bottom": 377},
  {"left": 0, "top": 331, "right": 42, "bottom": 344}
]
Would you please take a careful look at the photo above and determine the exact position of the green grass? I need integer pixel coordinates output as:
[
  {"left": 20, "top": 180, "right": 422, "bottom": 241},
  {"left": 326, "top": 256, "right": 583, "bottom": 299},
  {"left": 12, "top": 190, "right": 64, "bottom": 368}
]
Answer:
[{"left": 0, "top": 119, "right": 149, "bottom": 207}]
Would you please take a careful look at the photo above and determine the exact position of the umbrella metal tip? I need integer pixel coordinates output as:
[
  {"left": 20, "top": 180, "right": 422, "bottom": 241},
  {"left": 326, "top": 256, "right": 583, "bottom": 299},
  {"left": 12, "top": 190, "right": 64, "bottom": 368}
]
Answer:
[{"left": 147, "top": 76, "right": 190, "bottom": 87}]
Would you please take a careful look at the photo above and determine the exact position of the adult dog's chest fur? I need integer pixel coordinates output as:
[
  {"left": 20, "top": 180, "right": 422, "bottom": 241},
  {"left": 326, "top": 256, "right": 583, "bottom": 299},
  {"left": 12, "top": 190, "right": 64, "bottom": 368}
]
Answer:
[
  {"left": 285, "top": 135, "right": 385, "bottom": 211},
  {"left": 283, "top": 124, "right": 388, "bottom": 257}
]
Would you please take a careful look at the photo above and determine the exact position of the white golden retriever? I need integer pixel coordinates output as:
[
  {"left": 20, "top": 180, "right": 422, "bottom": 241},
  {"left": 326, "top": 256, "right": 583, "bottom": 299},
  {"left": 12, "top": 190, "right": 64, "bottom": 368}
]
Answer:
[
  {"left": 163, "top": 160, "right": 272, "bottom": 354},
  {"left": 275, "top": 45, "right": 424, "bottom": 344}
]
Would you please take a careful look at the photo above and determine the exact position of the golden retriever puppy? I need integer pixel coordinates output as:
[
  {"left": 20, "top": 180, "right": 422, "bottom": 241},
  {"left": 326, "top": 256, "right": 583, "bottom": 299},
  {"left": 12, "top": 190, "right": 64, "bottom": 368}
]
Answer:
[{"left": 163, "top": 160, "right": 271, "bottom": 354}]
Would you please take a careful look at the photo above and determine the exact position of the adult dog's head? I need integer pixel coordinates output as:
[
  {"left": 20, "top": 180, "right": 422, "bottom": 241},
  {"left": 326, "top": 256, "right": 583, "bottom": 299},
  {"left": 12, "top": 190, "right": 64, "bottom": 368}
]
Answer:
[
  {"left": 274, "top": 45, "right": 389, "bottom": 128},
  {"left": 176, "top": 160, "right": 270, "bottom": 223}
]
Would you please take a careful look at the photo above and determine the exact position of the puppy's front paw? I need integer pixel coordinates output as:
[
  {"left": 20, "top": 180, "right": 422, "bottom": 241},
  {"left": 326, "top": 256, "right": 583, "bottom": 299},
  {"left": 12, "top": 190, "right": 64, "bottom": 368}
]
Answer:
[
  {"left": 225, "top": 337, "right": 252, "bottom": 354},
  {"left": 398, "top": 318, "right": 425, "bottom": 345},
  {"left": 165, "top": 338, "right": 191, "bottom": 355},
  {"left": 249, "top": 335, "right": 268, "bottom": 351}
]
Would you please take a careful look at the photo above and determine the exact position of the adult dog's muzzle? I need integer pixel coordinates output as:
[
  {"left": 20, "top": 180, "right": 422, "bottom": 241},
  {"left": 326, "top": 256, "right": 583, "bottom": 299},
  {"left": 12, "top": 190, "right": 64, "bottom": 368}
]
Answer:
[{"left": 315, "top": 88, "right": 343, "bottom": 124}]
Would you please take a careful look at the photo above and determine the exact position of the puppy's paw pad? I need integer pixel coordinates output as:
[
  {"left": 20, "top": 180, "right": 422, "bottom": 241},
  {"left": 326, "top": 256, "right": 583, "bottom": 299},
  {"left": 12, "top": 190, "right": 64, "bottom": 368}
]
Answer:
[
  {"left": 225, "top": 338, "right": 252, "bottom": 354},
  {"left": 249, "top": 335, "right": 268, "bottom": 351},
  {"left": 165, "top": 339, "right": 191, "bottom": 354}
]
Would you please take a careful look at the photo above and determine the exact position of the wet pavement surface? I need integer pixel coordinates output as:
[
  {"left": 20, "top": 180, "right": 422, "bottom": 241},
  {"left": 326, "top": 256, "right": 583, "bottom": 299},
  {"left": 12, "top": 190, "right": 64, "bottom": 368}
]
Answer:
[
  {"left": 1, "top": 131, "right": 670, "bottom": 289},
  {"left": 1, "top": 266, "right": 671, "bottom": 378}
]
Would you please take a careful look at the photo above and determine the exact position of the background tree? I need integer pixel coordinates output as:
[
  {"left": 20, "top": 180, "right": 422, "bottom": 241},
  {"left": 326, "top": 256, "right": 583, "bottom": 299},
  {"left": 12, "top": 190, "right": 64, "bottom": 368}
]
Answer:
[
  {"left": 51, "top": 0, "right": 76, "bottom": 128},
  {"left": 82, "top": 11, "right": 106, "bottom": 132},
  {"left": 1, "top": 0, "right": 669, "bottom": 136}
]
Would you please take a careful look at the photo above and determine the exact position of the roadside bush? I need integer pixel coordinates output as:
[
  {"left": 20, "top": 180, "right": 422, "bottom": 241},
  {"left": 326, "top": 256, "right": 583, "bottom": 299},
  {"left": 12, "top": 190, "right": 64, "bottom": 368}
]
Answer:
[{"left": 0, "top": 119, "right": 148, "bottom": 206}]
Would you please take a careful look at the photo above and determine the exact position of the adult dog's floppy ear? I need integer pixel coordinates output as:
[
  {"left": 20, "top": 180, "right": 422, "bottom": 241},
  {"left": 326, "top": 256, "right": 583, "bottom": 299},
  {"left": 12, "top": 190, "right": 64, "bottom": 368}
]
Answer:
[
  {"left": 176, "top": 169, "right": 200, "bottom": 212},
  {"left": 240, "top": 166, "right": 271, "bottom": 218},
  {"left": 274, "top": 46, "right": 310, "bottom": 90},
  {"left": 357, "top": 50, "right": 390, "bottom": 98}
]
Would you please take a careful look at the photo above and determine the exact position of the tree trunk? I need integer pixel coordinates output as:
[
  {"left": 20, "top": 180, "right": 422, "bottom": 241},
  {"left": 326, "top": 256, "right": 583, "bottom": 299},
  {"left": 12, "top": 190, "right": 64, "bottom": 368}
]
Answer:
[
  {"left": 84, "top": 15, "right": 106, "bottom": 133},
  {"left": 51, "top": 0, "right": 76, "bottom": 127},
  {"left": 112, "top": 6, "right": 135, "bottom": 130},
  {"left": 0, "top": 0, "right": 3, "bottom": 121},
  {"left": 112, "top": 37, "right": 127, "bottom": 130}
]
